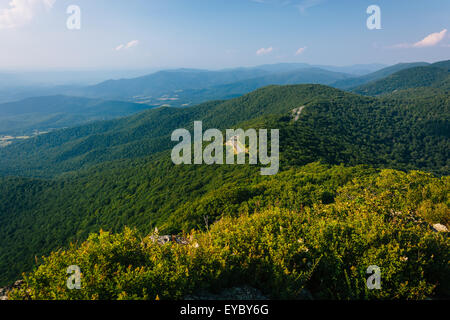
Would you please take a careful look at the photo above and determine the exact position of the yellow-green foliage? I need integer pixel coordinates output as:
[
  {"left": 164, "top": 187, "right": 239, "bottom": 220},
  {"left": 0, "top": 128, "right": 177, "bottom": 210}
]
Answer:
[{"left": 9, "top": 168, "right": 449, "bottom": 300}]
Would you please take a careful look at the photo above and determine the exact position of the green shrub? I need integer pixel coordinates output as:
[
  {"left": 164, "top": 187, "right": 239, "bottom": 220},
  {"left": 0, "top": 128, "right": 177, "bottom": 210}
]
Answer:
[{"left": 9, "top": 167, "right": 449, "bottom": 300}]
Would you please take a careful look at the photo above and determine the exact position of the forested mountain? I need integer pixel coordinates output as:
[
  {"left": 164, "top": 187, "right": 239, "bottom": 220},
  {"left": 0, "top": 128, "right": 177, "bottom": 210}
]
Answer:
[
  {"left": 69, "top": 67, "right": 353, "bottom": 106},
  {"left": 243, "top": 63, "right": 385, "bottom": 75},
  {"left": 0, "top": 56, "right": 448, "bottom": 301},
  {"left": 431, "top": 60, "right": 450, "bottom": 71},
  {"left": 0, "top": 0, "right": 448, "bottom": 300},
  {"left": 0, "top": 63, "right": 383, "bottom": 104},
  {"left": 353, "top": 64, "right": 450, "bottom": 96},
  {"left": 0, "top": 84, "right": 447, "bottom": 177},
  {"left": 0, "top": 85, "right": 348, "bottom": 176},
  {"left": 0, "top": 82, "right": 448, "bottom": 293},
  {"left": 72, "top": 68, "right": 272, "bottom": 100},
  {"left": 313, "top": 63, "right": 386, "bottom": 75},
  {"left": 0, "top": 95, "right": 154, "bottom": 135},
  {"left": 331, "top": 62, "right": 430, "bottom": 89},
  {"left": 173, "top": 68, "right": 353, "bottom": 106},
  {"left": 3, "top": 163, "right": 449, "bottom": 299}
]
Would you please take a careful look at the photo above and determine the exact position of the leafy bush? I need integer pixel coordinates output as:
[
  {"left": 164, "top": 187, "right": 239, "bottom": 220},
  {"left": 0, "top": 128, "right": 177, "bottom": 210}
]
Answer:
[{"left": 9, "top": 168, "right": 449, "bottom": 300}]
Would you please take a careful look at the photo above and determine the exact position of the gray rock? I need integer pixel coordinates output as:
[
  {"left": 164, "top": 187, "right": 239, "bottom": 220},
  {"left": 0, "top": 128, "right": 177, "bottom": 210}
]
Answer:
[
  {"left": 432, "top": 224, "right": 449, "bottom": 232},
  {"left": 149, "top": 233, "right": 190, "bottom": 245},
  {"left": 0, "top": 280, "right": 23, "bottom": 300}
]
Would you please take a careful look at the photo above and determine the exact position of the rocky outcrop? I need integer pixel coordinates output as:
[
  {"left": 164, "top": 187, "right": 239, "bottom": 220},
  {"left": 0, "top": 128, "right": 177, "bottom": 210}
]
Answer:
[
  {"left": 292, "top": 106, "right": 305, "bottom": 122},
  {"left": 148, "top": 228, "right": 192, "bottom": 245},
  {"left": 432, "top": 224, "right": 449, "bottom": 232},
  {"left": 149, "top": 234, "right": 190, "bottom": 245},
  {"left": 0, "top": 280, "right": 23, "bottom": 300}
]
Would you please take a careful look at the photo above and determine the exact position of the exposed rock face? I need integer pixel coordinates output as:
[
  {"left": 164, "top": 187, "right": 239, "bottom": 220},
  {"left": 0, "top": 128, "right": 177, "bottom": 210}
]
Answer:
[
  {"left": 0, "top": 289, "right": 7, "bottom": 300},
  {"left": 0, "top": 280, "right": 23, "bottom": 300},
  {"left": 432, "top": 224, "right": 449, "bottom": 232},
  {"left": 149, "top": 234, "right": 190, "bottom": 245},
  {"left": 148, "top": 228, "right": 191, "bottom": 245},
  {"left": 292, "top": 106, "right": 305, "bottom": 122}
]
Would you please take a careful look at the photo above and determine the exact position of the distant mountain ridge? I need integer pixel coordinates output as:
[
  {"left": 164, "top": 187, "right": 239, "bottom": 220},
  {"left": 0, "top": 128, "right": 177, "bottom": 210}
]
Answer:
[
  {"left": 0, "top": 83, "right": 447, "bottom": 177},
  {"left": 352, "top": 60, "right": 450, "bottom": 96},
  {"left": 0, "top": 61, "right": 436, "bottom": 107},
  {"left": 69, "top": 66, "right": 354, "bottom": 103},
  {"left": 65, "top": 62, "right": 438, "bottom": 105},
  {"left": 331, "top": 62, "right": 430, "bottom": 89},
  {"left": 172, "top": 67, "right": 354, "bottom": 105},
  {"left": 0, "top": 60, "right": 447, "bottom": 137},
  {"left": 0, "top": 82, "right": 448, "bottom": 288},
  {"left": 0, "top": 63, "right": 386, "bottom": 135},
  {"left": 0, "top": 95, "right": 152, "bottom": 135},
  {"left": 240, "top": 63, "right": 385, "bottom": 75}
]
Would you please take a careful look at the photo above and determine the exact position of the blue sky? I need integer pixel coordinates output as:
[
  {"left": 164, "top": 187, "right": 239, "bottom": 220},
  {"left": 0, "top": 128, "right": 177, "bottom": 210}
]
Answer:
[{"left": 0, "top": 0, "right": 449, "bottom": 70}]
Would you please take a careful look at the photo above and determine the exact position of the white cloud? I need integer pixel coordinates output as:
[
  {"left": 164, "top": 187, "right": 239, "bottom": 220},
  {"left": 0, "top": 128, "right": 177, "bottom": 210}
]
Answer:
[
  {"left": 256, "top": 46, "right": 273, "bottom": 56},
  {"left": 413, "top": 29, "right": 447, "bottom": 47},
  {"left": 392, "top": 29, "right": 448, "bottom": 49},
  {"left": 296, "top": 0, "right": 323, "bottom": 14},
  {"left": 295, "top": 47, "right": 307, "bottom": 55},
  {"left": 125, "top": 40, "right": 139, "bottom": 49},
  {"left": 115, "top": 40, "right": 139, "bottom": 51},
  {"left": 0, "top": 0, "right": 55, "bottom": 29}
]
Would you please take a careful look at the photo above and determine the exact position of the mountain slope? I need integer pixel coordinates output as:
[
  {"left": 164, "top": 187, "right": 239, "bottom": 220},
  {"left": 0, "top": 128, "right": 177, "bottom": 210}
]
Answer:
[
  {"left": 67, "top": 67, "right": 353, "bottom": 106},
  {"left": 72, "top": 68, "right": 270, "bottom": 100},
  {"left": 0, "top": 63, "right": 380, "bottom": 104},
  {"left": 0, "top": 83, "right": 448, "bottom": 292},
  {"left": 243, "top": 63, "right": 385, "bottom": 75},
  {"left": 0, "top": 85, "right": 355, "bottom": 176},
  {"left": 331, "top": 62, "right": 430, "bottom": 89},
  {"left": 352, "top": 65, "right": 450, "bottom": 96},
  {"left": 0, "top": 95, "right": 153, "bottom": 135},
  {"left": 176, "top": 68, "right": 353, "bottom": 105},
  {"left": 4, "top": 165, "right": 449, "bottom": 299},
  {"left": 0, "top": 84, "right": 448, "bottom": 177},
  {"left": 431, "top": 60, "right": 450, "bottom": 71}
]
